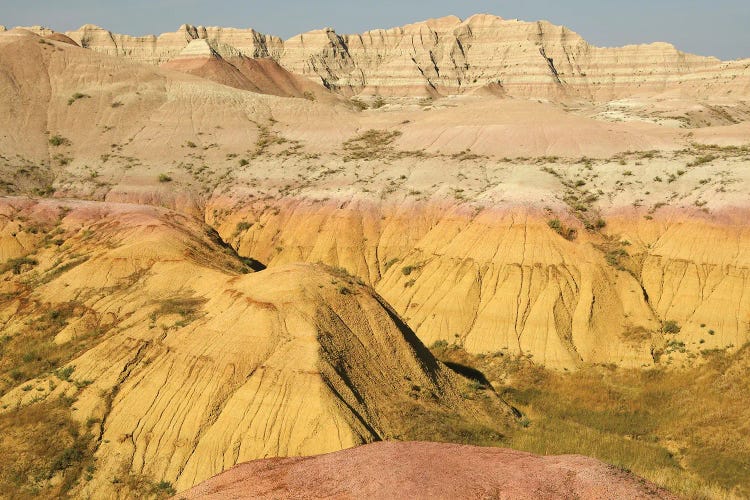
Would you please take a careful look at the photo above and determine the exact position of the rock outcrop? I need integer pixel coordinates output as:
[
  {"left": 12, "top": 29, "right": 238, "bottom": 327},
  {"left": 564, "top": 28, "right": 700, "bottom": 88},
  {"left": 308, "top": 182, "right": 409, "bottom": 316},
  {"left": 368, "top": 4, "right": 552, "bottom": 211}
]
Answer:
[
  {"left": 181, "top": 441, "right": 676, "bottom": 499},
  {"left": 58, "top": 14, "right": 750, "bottom": 100},
  {"left": 161, "top": 38, "right": 332, "bottom": 97},
  {"left": 65, "top": 23, "right": 283, "bottom": 65}
]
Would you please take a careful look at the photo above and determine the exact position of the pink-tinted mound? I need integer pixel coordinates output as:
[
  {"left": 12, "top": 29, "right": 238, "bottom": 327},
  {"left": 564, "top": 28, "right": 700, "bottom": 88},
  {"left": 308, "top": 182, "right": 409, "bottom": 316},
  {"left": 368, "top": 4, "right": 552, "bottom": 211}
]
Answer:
[{"left": 180, "top": 441, "right": 675, "bottom": 499}]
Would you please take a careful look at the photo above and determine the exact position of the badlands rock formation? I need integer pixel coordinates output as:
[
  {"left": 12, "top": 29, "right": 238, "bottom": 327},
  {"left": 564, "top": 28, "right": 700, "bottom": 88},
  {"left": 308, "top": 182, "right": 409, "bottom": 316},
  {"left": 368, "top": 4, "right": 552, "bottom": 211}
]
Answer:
[
  {"left": 0, "top": 197, "right": 510, "bottom": 496},
  {"left": 0, "top": 26, "right": 748, "bottom": 371},
  {"left": 60, "top": 15, "right": 750, "bottom": 100},
  {"left": 161, "top": 38, "right": 332, "bottom": 98},
  {"left": 182, "top": 441, "right": 676, "bottom": 499},
  {"left": 0, "top": 13, "right": 749, "bottom": 498},
  {"left": 65, "top": 23, "right": 283, "bottom": 65}
]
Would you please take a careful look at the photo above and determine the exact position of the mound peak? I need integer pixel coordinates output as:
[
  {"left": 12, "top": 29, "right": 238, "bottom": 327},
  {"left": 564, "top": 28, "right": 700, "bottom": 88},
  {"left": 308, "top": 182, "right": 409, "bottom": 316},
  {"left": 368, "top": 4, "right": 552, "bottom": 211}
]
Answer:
[{"left": 176, "top": 38, "right": 220, "bottom": 58}]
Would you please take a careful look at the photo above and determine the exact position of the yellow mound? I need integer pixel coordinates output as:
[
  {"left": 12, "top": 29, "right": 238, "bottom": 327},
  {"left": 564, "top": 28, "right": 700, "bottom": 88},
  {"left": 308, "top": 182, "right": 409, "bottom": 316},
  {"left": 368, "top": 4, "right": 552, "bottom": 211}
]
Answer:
[{"left": 0, "top": 198, "right": 512, "bottom": 497}]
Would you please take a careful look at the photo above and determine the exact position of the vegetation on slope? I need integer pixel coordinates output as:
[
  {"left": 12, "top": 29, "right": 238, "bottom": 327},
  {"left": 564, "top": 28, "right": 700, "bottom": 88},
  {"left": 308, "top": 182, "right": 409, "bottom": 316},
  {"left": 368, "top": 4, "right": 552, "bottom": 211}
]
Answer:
[{"left": 431, "top": 343, "right": 750, "bottom": 498}]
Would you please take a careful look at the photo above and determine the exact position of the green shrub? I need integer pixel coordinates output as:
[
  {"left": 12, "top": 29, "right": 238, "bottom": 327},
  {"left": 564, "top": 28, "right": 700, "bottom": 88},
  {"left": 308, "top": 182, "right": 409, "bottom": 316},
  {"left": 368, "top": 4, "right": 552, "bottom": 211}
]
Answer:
[
  {"left": 663, "top": 320, "right": 681, "bottom": 334},
  {"left": 157, "top": 174, "right": 172, "bottom": 183},
  {"left": 402, "top": 265, "right": 421, "bottom": 276},
  {"left": 547, "top": 219, "right": 577, "bottom": 240},
  {"left": 431, "top": 340, "right": 449, "bottom": 349},
  {"left": 49, "top": 135, "right": 70, "bottom": 147},
  {"left": 54, "top": 365, "right": 75, "bottom": 382},
  {"left": 235, "top": 221, "right": 253, "bottom": 233},
  {"left": 152, "top": 481, "right": 176, "bottom": 497}
]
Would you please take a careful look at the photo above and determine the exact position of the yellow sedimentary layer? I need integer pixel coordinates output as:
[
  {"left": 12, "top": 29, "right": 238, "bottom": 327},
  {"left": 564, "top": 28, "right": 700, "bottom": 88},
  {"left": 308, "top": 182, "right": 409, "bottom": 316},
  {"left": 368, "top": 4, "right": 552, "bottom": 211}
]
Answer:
[
  {"left": 0, "top": 198, "right": 490, "bottom": 496},
  {"left": 211, "top": 198, "right": 750, "bottom": 368}
]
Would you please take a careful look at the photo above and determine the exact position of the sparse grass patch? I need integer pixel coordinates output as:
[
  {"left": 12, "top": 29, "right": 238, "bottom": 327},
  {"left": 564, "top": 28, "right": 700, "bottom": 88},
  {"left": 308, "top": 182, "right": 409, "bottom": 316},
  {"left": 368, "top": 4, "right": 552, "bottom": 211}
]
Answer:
[
  {"left": 151, "top": 296, "right": 207, "bottom": 329},
  {"left": 0, "top": 301, "right": 108, "bottom": 396},
  {"left": 0, "top": 399, "right": 95, "bottom": 497},
  {"left": 429, "top": 343, "right": 750, "bottom": 498},
  {"left": 401, "top": 263, "right": 423, "bottom": 276},
  {"left": 0, "top": 256, "right": 38, "bottom": 275},
  {"left": 662, "top": 320, "right": 681, "bottom": 335},
  {"left": 48, "top": 135, "right": 70, "bottom": 147},
  {"left": 547, "top": 218, "right": 577, "bottom": 240},
  {"left": 687, "top": 154, "right": 718, "bottom": 167},
  {"left": 342, "top": 129, "right": 402, "bottom": 161}
]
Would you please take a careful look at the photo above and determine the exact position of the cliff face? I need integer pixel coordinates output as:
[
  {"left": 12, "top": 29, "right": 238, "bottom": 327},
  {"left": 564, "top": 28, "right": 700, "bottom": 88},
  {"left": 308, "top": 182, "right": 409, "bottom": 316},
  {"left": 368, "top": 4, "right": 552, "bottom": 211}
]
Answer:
[
  {"left": 64, "top": 24, "right": 284, "bottom": 65},
  {"left": 60, "top": 14, "right": 750, "bottom": 100}
]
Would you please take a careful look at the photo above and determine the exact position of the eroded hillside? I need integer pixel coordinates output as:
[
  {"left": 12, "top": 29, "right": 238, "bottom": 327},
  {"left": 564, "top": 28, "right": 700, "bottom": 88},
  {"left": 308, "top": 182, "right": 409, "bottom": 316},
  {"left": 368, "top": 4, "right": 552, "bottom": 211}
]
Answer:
[
  {"left": 0, "top": 198, "right": 512, "bottom": 496},
  {"left": 0, "top": 28, "right": 748, "bottom": 371},
  {"left": 0, "top": 17, "right": 748, "bottom": 497}
]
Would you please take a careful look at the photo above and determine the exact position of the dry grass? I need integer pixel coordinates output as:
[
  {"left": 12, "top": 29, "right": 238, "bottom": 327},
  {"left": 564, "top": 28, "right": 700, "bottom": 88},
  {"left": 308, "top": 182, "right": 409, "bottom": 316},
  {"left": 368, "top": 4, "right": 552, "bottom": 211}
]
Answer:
[
  {"left": 342, "top": 129, "right": 402, "bottom": 161},
  {"left": 430, "top": 344, "right": 750, "bottom": 498},
  {"left": 0, "top": 301, "right": 106, "bottom": 397},
  {"left": 0, "top": 399, "right": 95, "bottom": 498}
]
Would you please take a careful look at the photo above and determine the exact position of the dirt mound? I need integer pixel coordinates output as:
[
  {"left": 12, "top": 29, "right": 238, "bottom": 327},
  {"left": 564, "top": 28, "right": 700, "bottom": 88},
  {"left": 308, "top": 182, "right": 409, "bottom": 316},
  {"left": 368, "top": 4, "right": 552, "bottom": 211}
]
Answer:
[{"left": 182, "top": 441, "right": 675, "bottom": 499}]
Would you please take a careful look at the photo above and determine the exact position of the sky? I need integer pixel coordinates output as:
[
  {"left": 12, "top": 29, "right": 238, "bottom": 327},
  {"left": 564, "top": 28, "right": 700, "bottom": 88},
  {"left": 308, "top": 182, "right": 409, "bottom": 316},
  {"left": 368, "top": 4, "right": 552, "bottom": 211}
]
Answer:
[{"left": 2, "top": 0, "right": 749, "bottom": 60}]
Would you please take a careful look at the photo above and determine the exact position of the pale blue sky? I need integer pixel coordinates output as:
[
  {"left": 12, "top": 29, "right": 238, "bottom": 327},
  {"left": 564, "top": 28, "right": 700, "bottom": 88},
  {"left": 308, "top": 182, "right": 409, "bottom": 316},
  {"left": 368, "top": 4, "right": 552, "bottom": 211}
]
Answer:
[{"left": 2, "top": 0, "right": 748, "bottom": 60}]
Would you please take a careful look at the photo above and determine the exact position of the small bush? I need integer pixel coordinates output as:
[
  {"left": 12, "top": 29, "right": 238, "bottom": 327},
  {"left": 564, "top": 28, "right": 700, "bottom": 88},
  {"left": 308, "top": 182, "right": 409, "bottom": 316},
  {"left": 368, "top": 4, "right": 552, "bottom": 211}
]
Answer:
[
  {"left": 402, "top": 264, "right": 422, "bottom": 276},
  {"left": 54, "top": 365, "right": 75, "bottom": 382},
  {"left": 431, "top": 340, "right": 449, "bottom": 349},
  {"left": 235, "top": 221, "right": 253, "bottom": 233},
  {"left": 663, "top": 320, "right": 681, "bottom": 334},
  {"left": 152, "top": 480, "right": 176, "bottom": 497},
  {"left": 687, "top": 154, "right": 717, "bottom": 167},
  {"left": 49, "top": 135, "right": 70, "bottom": 147},
  {"left": 547, "top": 219, "right": 577, "bottom": 240},
  {"left": 157, "top": 174, "right": 172, "bottom": 183}
]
